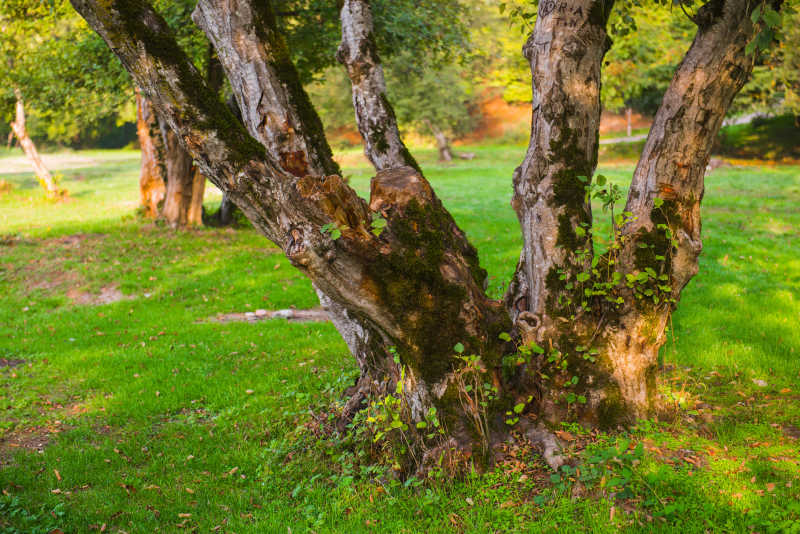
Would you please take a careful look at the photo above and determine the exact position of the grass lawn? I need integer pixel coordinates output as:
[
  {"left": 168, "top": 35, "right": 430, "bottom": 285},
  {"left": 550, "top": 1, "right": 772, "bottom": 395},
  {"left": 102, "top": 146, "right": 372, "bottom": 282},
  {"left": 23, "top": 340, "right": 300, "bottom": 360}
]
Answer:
[{"left": 1, "top": 145, "right": 799, "bottom": 533}]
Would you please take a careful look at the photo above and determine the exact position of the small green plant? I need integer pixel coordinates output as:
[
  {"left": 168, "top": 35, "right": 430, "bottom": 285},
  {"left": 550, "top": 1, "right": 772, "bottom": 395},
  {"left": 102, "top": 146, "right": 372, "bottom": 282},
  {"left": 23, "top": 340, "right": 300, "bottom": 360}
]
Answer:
[
  {"left": 370, "top": 212, "right": 387, "bottom": 236},
  {"left": 0, "top": 496, "right": 65, "bottom": 534},
  {"left": 452, "top": 343, "right": 497, "bottom": 455},
  {"left": 320, "top": 222, "right": 344, "bottom": 240}
]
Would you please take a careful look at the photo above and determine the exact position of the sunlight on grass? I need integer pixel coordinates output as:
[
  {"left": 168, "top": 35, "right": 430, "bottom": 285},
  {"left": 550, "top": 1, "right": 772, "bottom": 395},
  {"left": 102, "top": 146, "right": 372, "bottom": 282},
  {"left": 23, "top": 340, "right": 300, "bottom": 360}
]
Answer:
[{"left": 1, "top": 147, "right": 799, "bottom": 532}]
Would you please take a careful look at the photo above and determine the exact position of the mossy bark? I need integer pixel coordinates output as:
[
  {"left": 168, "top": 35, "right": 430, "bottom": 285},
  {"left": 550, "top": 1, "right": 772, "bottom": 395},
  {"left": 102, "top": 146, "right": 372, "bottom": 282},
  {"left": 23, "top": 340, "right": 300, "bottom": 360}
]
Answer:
[{"left": 72, "top": 0, "right": 771, "bottom": 461}]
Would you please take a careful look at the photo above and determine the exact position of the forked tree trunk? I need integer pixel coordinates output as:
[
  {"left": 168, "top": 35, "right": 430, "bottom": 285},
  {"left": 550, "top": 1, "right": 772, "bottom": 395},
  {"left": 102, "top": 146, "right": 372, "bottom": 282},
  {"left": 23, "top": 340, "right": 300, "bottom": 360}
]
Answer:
[
  {"left": 10, "top": 89, "right": 61, "bottom": 197},
  {"left": 136, "top": 89, "right": 166, "bottom": 217},
  {"left": 424, "top": 119, "right": 454, "bottom": 162},
  {"left": 71, "top": 0, "right": 773, "bottom": 469}
]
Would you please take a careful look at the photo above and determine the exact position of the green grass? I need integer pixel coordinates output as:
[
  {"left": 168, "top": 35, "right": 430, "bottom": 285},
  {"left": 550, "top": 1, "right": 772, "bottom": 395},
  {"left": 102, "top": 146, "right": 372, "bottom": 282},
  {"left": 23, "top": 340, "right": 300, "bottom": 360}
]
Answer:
[
  {"left": 716, "top": 115, "right": 800, "bottom": 161},
  {"left": 1, "top": 146, "right": 799, "bottom": 533}
]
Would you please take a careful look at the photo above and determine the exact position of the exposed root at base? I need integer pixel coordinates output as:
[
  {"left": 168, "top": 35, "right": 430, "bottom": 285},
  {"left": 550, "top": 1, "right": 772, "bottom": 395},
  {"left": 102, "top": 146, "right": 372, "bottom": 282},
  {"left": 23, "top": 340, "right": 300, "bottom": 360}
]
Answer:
[{"left": 524, "top": 424, "right": 566, "bottom": 471}]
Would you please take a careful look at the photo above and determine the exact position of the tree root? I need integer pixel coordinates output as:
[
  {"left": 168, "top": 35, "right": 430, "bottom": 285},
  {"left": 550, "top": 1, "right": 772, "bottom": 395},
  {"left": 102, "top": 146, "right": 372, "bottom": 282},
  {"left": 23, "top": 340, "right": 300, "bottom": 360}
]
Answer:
[{"left": 524, "top": 424, "right": 566, "bottom": 471}]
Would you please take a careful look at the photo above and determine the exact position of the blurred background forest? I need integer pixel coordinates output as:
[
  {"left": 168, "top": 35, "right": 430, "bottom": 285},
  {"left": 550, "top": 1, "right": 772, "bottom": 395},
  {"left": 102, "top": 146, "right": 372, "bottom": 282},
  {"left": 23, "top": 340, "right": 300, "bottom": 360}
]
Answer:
[{"left": 1, "top": 0, "right": 798, "bottom": 159}]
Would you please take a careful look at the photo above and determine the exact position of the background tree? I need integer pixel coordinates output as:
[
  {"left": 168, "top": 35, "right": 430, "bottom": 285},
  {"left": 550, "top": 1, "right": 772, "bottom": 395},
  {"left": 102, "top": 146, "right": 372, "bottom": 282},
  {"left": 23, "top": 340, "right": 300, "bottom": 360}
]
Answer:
[
  {"left": 386, "top": 51, "right": 478, "bottom": 161},
  {"left": 601, "top": 6, "right": 694, "bottom": 135},
  {"left": 68, "top": 0, "right": 784, "bottom": 472}
]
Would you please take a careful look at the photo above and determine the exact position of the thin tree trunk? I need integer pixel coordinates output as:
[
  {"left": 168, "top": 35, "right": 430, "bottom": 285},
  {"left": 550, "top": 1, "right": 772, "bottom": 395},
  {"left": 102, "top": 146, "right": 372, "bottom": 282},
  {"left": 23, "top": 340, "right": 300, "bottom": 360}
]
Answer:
[
  {"left": 10, "top": 89, "right": 61, "bottom": 197},
  {"left": 337, "top": 0, "right": 420, "bottom": 173},
  {"left": 136, "top": 88, "right": 166, "bottom": 218},
  {"left": 424, "top": 119, "right": 454, "bottom": 162},
  {"left": 626, "top": 107, "right": 633, "bottom": 137}
]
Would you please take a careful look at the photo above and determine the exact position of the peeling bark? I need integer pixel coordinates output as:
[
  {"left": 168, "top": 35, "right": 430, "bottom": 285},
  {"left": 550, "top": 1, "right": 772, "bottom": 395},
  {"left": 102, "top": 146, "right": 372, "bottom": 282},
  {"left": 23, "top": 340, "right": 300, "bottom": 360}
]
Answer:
[
  {"left": 136, "top": 89, "right": 166, "bottom": 218},
  {"left": 505, "top": 0, "right": 611, "bottom": 339},
  {"left": 10, "top": 89, "right": 61, "bottom": 197},
  {"left": 337, "top": 0, "right": 420, "bottom": 172},
  {"left": 193, "top": 0, "right": 340, "bottom": 178},
  {"left": 71, "top": 0, "right": 772, "bottom": 460},
  {"left": 607, "top": 0, "right": 765, "bottom": 417}
]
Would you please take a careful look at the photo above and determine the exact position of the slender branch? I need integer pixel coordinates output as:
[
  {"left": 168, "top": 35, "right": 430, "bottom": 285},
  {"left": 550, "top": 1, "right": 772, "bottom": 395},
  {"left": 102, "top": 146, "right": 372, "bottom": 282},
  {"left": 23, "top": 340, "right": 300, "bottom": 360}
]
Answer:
[{"left": 337, "top": 0, "right": 420, "bottom": 173}]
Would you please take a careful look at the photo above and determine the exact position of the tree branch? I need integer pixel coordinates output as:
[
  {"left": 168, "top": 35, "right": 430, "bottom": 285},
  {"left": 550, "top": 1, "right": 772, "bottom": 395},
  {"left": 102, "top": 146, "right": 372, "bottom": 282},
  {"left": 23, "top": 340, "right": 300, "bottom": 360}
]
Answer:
[
  {"left": 505, "top": 0, "right": 613, "bottom": 341},
  {"left": 337, "top": 0, "right": 420, "bottom": 173},
  {"left": 193, "top": 0, "right": 341, "bottom": 178}
]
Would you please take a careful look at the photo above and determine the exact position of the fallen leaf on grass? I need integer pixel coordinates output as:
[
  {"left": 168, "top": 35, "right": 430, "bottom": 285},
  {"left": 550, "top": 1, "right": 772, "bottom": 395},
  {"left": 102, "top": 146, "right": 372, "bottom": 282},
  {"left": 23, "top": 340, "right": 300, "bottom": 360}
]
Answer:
[{"left": 555, "top": 430, "right": 575, "bottom": 441}]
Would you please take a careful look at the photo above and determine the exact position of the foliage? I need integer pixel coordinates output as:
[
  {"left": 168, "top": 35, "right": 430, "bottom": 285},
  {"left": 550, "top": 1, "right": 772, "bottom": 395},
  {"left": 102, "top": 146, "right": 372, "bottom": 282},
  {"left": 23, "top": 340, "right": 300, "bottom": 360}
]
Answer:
[
  {"left": 0, "top": 496, "right": 65, "bottom": 534},
  {"left": 733, "top": 1, "right": 800, "bottom": 117},
  {"left": 386, "top": 50, "right": 479, "bottom": 142}
]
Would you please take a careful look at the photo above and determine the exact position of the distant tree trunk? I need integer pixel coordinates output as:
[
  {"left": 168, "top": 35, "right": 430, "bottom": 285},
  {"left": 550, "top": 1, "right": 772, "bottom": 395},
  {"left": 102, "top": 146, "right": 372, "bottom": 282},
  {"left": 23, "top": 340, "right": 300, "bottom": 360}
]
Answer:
[
  {"left": 10, "top": 89, "right": 61, "bottom": 197},
  {"left": 136, "top": 88, "right": 166, "bottom": 217},
  {"left": 159, "top": 120, "right": 196, "bottom": 227},
  {"left": 626, "top": 107, "right": 633, "bottom": 137},
  {"left": 424, "top": 119, "right": 454, "bottom": 162}
]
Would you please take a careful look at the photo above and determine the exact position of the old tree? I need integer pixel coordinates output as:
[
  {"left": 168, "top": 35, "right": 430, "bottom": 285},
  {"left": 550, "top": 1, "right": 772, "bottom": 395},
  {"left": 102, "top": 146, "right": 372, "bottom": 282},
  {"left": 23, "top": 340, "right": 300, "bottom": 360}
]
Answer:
[{"left": 70, "top": 0, "right": 781, "bottom": 469}]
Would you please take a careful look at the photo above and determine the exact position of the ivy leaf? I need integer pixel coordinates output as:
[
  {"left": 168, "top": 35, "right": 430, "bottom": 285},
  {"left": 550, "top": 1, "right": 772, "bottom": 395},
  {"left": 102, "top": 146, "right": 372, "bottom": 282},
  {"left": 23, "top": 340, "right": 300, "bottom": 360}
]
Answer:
[
  {"left": 453, "top": 342, "right": 465, "bottom": 354},
  {"left": 513, "top": 403, "right": 525, "bottom": 414}
]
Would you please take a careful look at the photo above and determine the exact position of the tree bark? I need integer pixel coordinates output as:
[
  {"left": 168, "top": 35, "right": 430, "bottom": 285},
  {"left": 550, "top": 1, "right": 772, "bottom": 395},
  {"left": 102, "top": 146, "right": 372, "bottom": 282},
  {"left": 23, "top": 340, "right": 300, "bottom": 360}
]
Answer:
[
  {"left": 606, "top": 0, "right": 764, "bottom": 417},
  {"left": 10, "top": 89, "right": 61, "bottom": 197},
  {"left": 71, "top": 0, "right": 771, "bottom": 464},
  {"left": 136, "top": 88, "right": 166, "bottom": 218},
  {"left": 158, "top": 118, "right": 197, "bottom": 227},
  {"left": 337, "top": 0, "right": 420, "bottom": 173}
]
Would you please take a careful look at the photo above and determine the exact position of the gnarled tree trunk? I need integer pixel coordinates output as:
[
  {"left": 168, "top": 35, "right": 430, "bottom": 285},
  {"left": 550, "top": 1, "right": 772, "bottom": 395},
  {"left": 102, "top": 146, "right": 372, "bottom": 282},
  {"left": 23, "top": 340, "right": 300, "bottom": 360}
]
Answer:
[
  {"left": 72, "top": 0, "right": 773, "bottom": 469},
  {"left": 10, "top": 89, "right": 61, "bottom": 198}
]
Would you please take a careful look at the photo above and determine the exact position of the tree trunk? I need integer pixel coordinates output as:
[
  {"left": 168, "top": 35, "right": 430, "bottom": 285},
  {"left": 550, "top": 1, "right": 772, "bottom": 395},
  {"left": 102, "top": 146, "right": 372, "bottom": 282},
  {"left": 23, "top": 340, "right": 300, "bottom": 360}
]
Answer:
[
  {"left": 159, "top": 120, "right": 197, "bottom": 227},
  {"left": 136, "top": 88, "right": 166, "bottom": 218},
  {"left": 10, "top": 89, "right": 61, "bottom": 198},
  {"left": 337, "top": 0, "right": 421, "bottom": 173},
  {"left": 626, "top": 107, "right": 632, "bottom": 137},
  {"left": 424, "top": 119, "right": 454, "bottom": 162},
  {"left": 607, "top": 0, "right": 762, "bottom": 417},
  {"left": 71, "top": 0, "right": 771, "bottom": 467}
]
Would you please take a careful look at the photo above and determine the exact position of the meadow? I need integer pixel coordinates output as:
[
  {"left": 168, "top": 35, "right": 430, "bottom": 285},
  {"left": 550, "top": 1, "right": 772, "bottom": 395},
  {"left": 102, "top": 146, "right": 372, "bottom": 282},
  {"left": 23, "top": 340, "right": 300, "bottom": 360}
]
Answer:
[{"left": 1, "top": 144, "right": 799, "bottom": 533}]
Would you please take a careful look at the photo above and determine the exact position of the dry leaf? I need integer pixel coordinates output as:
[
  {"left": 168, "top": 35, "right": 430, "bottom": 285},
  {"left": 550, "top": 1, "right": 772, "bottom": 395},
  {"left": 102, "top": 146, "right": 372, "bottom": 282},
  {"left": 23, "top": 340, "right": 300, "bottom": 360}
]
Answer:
[{"left": 555, "top": 430, "right": 576, "bottom": 441}]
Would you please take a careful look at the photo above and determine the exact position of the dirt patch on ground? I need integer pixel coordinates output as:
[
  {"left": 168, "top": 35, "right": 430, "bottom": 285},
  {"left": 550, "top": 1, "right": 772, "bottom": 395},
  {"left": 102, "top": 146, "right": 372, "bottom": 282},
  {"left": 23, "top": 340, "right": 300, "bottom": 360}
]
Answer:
[
  {"left": 9, "top": 233, "right": 132, "bottom": 305},
  {"left": 0, "top": 358, "right": 26, "bottom": 368},
  {"left": 67, "top": 284, "right": 129, "bottom": 305},
  {"left": 0, "top": 427, "right": 51, "bottom": 467},
  {"left": 784, "top": 424, "right": 800, "bottom": 440},
  {"left": 206, "top": 308, "right": 330, "bottom": 323}
]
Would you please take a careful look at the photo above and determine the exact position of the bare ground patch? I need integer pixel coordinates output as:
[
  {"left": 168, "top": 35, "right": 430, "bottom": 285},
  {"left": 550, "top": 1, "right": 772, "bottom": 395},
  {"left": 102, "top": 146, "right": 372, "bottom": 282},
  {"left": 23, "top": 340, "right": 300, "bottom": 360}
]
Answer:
[
  {"left": 0, "top": 358, "right": 26, "bottom": 368},
  {"left": 0, "top": 427, "right": 52, "bottom": 467}
]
